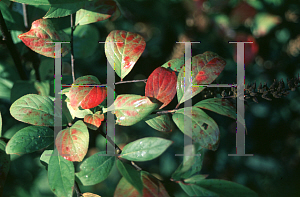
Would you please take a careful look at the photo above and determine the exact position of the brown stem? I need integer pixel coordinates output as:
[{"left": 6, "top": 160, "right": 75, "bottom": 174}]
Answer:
[
  {"left": 71, "top": 14, "right": 75, "bottom": 83},
  {"left": 0, "top": 10, "right": 27, "bottom": 80},
  {"left": 73, "top": 181, "right": 82, "bottom": 197}
]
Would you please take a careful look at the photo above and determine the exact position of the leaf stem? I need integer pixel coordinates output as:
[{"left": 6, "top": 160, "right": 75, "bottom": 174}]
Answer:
[
  {"left": 74, "top": 181, "right": 82, "bottom": 197},
  {"left": 0, "top": 10, "right": 27, "bottom": 80},
  {"left": 156, "top": 109, "right": 178, "bottom": 114},
  {"left": 71, "top": 14, "right": 75, "bottom": 83},
  {"left": 97, "top": 128, "right": 122, "bottom": 154}
]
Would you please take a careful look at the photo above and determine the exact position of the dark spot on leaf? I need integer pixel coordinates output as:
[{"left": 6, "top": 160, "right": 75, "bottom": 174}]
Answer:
[{"left": 202, "top": 123, "right": 208, "bottom": 130}]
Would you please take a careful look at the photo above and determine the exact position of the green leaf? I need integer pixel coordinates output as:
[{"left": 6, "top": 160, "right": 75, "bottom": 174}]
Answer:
[
  {"left": 67, "top": 75, "right": 106, "bottom": 109},
  {"left": 40, "top": 150, "right": 54, "bottom": 165},
  {"left": 82, "top": 193, "right": 101, "bottom": 197},
  {"left": 76, "top": 151, "right": 115, "bottom": 186},
  {"left": 183, "top": 174, "right": 208, "bottom": 184},
  {"left": 55, "top": 120, "right": 89, "bottom": 162},
  {"left": 161, "top": 57, "right": 185, "bottom": 72},
  {"left": 252, "top": 13, "right": 281, "bottom": 38},
  {"left": 75, "top": 0, "right": 117, "bottom": 26},
  {"left": 0, "top": 2, "right": 25, "bottom": 30},
  {"left": 114, "top": 171, "right": 170, "bottom": 197},
  {"left": 0, "top": 112, "right": 2, "bottom": 137},
  {"left": 0, "top": 140, "right": 10, "bottom": 196},
  {"left": 111, "top": 94, "right": 160, "bottom": 126},
  {"left": 10, "top": 0, "right": 89, "bottom": 5},
  {"left": 179, "top": 182, "right": 219, "bottom": 196},
  {"left": 48, "top": 149, "right": 74, "bottom": 197},
  {"left": 6, "top": 126, "right": 53, "bottom": 154},
  {"left": 181, "top": 179, "right": 259, "bottom": 197},
  {"left": 44, "top": 2, "right": 85, "bottom": 18},
  {"left": 116, "top": 160, "right": 143, "bottom": 195},
  {"left": 18, "top": 19, "right": 70, "bottom": 58},
  {"left": 0, "top": 77, "right": 13, "bottom": 100},
  {"left": 194, "top": 98, "right": 247, "bottom": 132},
  {"left": 172, "top": 107, "right": 220, "bottom": 150},
  {"left": 66, "top": 102, "right": 93, "bottom": 119},
  {"left": 171, "top": 144, "right": 204, "bottom": 180},
  {"left": 105, "top": 30, "right": 146, "bottom": 80},
  {"left": 10, "top": 94, "right": 55, "bottom": 126},
  {"left": 120, "top": 137, "right": 173, "bottom": 161},
  {"left": 177, "top": 51, "right": 226, "bottom": 105},
  {"left": 144, "top": 114, "right": 173, "bottom": 132},
  {"left": 64, "top": 25, "right": 100, "bottom": 59},
  {"left": 10, "top": 80, "right": 50, "bottom": 103}
]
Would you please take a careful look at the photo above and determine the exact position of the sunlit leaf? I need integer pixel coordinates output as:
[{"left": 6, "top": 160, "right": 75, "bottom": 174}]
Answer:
[
  {"left": 114, "top": 171, "right": 170, "bottom": 197},
  {"left": 18, "top": 19, "right": 70, "bottom": 58},
  {"left": 116, "top": 160, "right": 143, "bottom": 195},
  {"left": 6, "top": 126, "right": 53, "bottom": 154},
  {"left": 144, "top": 114, "right": 173, "bottom": 132},
  {"left": 75, "top": 0, "right": 117, "bottom": 26},
  {"left": 120, "top": 137, "right": 173, "bottom": 161},
  {"left": 177, "top": 51, "right": 226, "bottom": 105},
  {"left": 40, "top": 150, "right": 53, "bottom": 165},
  {"left": 44, "top": 2, "right": 85, "bottom": 18},
  {"left": 84, "top": 112, "right": 105, "bottom": 130},
  {"left": 10, "top": 94, "right": 55, "bottom": 126},
  {"left": 183, "top": 174, "right": 208, "bottom": 184},
  {"left": 145, "top": 67, "right": 177, "bottom": 109},
  {"left": 110, "top": 94, "right": 160, "bottom": 126},
  {"left": 252, "top": 13, "right": 281, "bottom": 38},
  {"left": 161, "top": 57, "right": 185, "bottom": 72},
  {"left": 55, "top": 120, "right": 89, "bottom": 162},
  {"left": 82, "top": 193, "right": 101, "bottom": 197},
  {"left": 0, "top": 140, "right": 10, "bottom": 196},
  {"left": 105, "top": 30, "right": 146, "bottom": 80},
  {"left": 76, "top": 151, "right": 115, "bottom": 186},
  {"left": 48, "top": 149, "right": 74, "bottom": 197},
  {"left": 172, "top": 107, "right": 220, "bottom": 150},
  {"left": 67, "top": 75, "right": 107, "bottom": 109}
]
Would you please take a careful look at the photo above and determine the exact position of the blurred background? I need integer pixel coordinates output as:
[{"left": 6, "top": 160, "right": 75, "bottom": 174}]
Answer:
[{"left": 1, "top": 0, "right": 300, "bottom": 196}]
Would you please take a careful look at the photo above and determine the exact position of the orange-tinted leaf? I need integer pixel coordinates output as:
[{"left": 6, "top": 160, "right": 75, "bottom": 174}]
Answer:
[
  {"left": 145, "top": 67, "right": 177, "bottom": 109},
  {"left": 105, "top": 30, "right": 146, "bottom": 80},
  {"left": 75, "top": 0, "right": 117, "bottom": 26},
  {"left": 84, "top": 112, "right": 105, "bottom": 130},
  {"left": 18, "top": 19, "right": 70, "bottom": 58},
  {"left": 55, "top": 120, "right": 89, "bottom": 162},
  {"left": 114, "top": 171, "right": 170, "bottom": 197},
  {"left": 68, "top": 75, "right": 107, "bottom": 109}
]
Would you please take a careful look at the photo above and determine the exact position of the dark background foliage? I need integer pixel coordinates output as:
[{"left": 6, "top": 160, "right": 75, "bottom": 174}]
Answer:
[{"left": 0, "top": 0, "right": 300, "bottom": 196}]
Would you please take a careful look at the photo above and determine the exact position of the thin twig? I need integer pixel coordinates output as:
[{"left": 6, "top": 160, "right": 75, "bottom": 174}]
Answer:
[
  {"left": 22, "top": 4, "right": 28, "bottom": 29},
  {"left": 0, "top": 10, "right": 27, "bottom": 80},
  {"left": 97, "top": 128, "right": 122, "bottom": 154},
  {"left": 155, "top": 109, "right": 178, "bottom": 114},
  {"left": 73, "top": 181, "right": 82, "bottom": 197},
  {"left": 131, "top": 161, "right": 142, "bottom": 171},
  {"left": 114, "top": 79, "right": 147, "bottom": 85},
  {"left": 71, "top": 14, "right": 75, "bottom": 83}
]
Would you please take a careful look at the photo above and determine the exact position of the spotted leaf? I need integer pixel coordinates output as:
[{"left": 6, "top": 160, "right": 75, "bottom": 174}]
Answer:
[
  {"left": 105, "top": 30, "right": 146, "bottom": 80},
  {"left": 55, "top": 120, "right": 89, "bottom": 162},
  {"left": 18, "top": 19, "right": 70, "bottom": 58},
  {"left": 84, "top": 112, "right": 105, "bottom": 130}
]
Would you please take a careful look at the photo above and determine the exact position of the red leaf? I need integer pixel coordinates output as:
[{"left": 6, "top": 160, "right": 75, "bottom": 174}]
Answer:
[
  {"left": 145, "top": 67, "right": 177, "bottom": 109},
  {"left": 55, "top": 120, "right": 89, "bottom": 162},
  {"left": 18, "top": 19, "right": 70, "bottom": 58},
  {"left": 233, "top": 33, "right": 259, "bottom": 66},
  {"left": 114, "top": 171, "right": 170, "bottom": 197},
  {"left": 67, "top": 75, "right": 107, "bottom": 109},
  {"left": 84, "top": 112, "right": 105, "bottom": 130}
]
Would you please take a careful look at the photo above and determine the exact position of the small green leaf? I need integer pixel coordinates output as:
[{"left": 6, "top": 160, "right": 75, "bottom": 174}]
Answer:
[
  {"left": 172, "top": 107, "right": 220, "bottom": 150},
  {"left": 10, "top": 94, "right": 55, "bottom": 126},
  {"left": 40, "top": 150, "right": 54, "bottom": 165},
  {"left": 48, "top": 149, "right": 75, "bottom": 197},
  {"left": 171, "top": 144, "right": 204, "bottom": 180},
  {"left": 105, "top": 30, "right": 146, "bottom": 80},
  {"left": 55, "top": 120, "right": 89, "bottom": 162},
  {"left": 75, "top": 0, "right": 117, "bottom": 26},
  {"left": 177, "top": 51, "right": 226, "bottom": 105},
  {"left": 161, "top": 57, "right": 185, "bottom": 72},
  {"left": 0, "top": 140, "right": 10, "bottom": 196},
  {"left": 145, "top": 114, "right": 173, "bottom": 132},
  {"left": 116, "top": 160, "right": 143, "bottom": 195},
  {"left": 6, "top": 126, "right": 54, "bottom": 154},
  {"left": 120, "top": 137, "right": 173, "bottom": 161},
  {"left": 181, "top": 179, "right": 259, "bottom": 197},
  {"left": 183, "top": 174, "right": 208, "bottom": 184},
  {"left": 44, "top": 2, "right": 85, "bottom": 18},
  {"left": 76, "top": 151, "right": 115, "bottom": 186}
]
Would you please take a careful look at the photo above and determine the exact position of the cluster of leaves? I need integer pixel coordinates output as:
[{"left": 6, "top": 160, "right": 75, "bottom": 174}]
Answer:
[{"left": 2, "top": 0, "right": 299, "bottom": 197}]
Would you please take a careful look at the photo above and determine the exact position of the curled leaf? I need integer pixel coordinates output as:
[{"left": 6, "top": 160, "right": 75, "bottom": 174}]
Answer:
[
  {"left": 18, "top": 19, "right": 70, "bottom": 58},
  {"left": 84, "top": 112, "right": 105, "bottom": 130}
]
